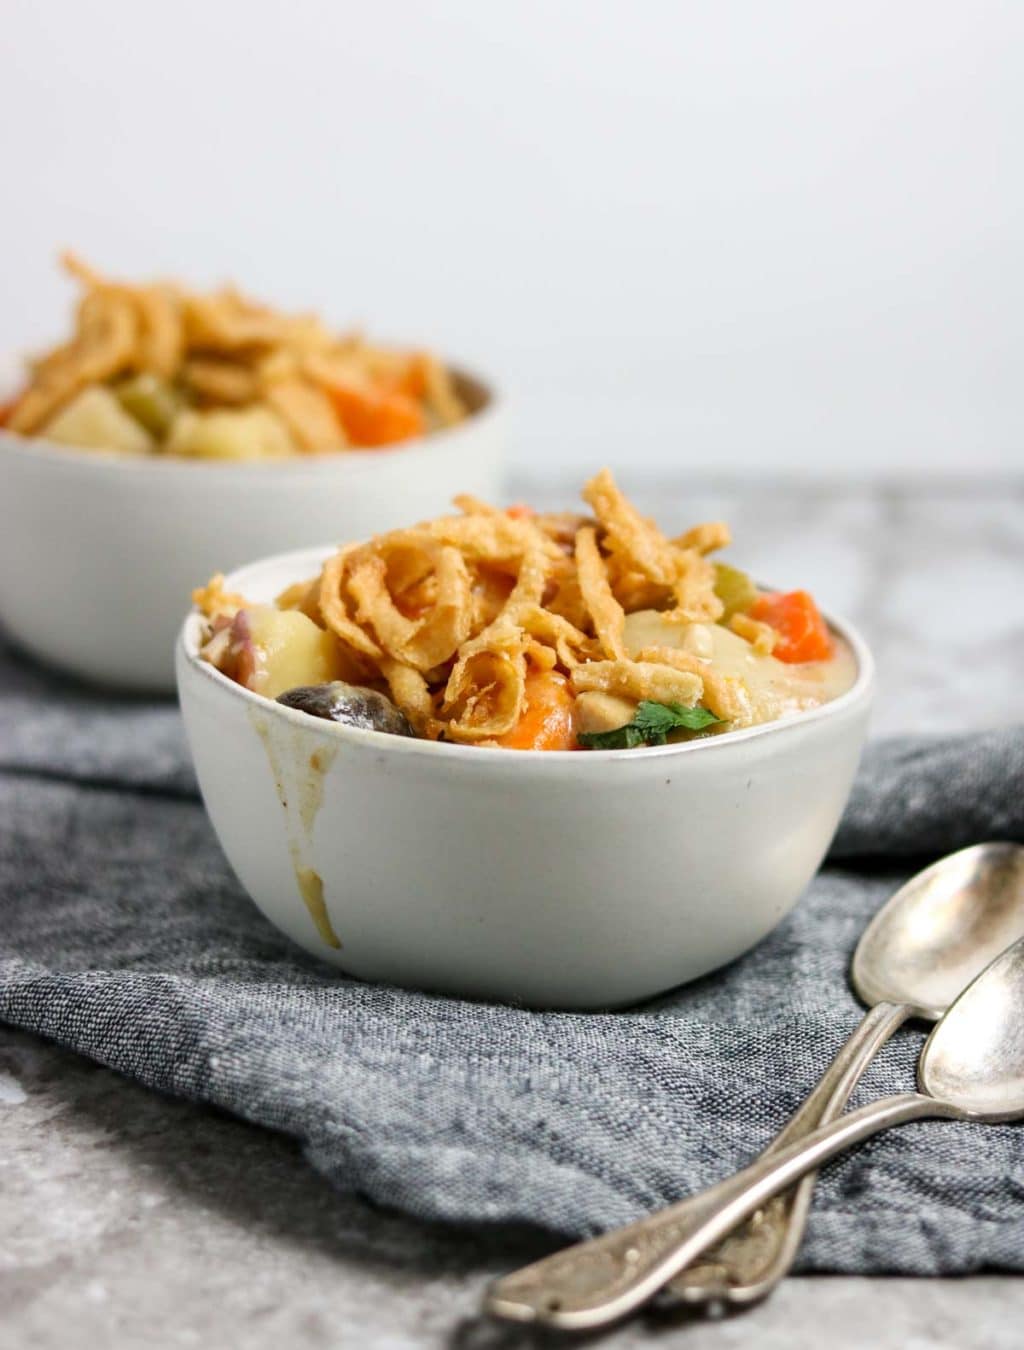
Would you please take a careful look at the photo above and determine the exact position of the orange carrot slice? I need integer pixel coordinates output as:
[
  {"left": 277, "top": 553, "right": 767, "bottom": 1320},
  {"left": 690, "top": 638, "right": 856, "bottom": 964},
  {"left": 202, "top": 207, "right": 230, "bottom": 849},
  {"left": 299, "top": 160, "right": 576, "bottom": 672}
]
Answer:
[
  {"left": 494, "top": 669, "right": 579, "bottom": 750},
  {"left": 750, "top": 590, "right": 832, "bottom": 663},
  {"left": 324, "top": 379, "right": 425, "bottom": 447}
]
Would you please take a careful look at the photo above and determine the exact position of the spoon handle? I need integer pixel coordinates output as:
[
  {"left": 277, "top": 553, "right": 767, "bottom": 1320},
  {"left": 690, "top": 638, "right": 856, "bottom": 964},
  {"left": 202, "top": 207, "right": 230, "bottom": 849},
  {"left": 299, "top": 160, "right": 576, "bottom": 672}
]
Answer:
[
  {"left": 486, "top": 1091, "right": 953, "bottom": 1331},
  {"left": 661, "top": 998, "right": 911, "bottom": 1306}
]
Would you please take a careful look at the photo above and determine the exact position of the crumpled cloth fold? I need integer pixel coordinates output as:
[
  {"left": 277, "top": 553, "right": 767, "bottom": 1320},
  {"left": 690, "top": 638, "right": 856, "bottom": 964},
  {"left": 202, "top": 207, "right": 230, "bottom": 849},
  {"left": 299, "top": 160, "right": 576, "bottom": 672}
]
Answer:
[{"left": 2, "top": 638, "right": 1022, "bottom": 1273}]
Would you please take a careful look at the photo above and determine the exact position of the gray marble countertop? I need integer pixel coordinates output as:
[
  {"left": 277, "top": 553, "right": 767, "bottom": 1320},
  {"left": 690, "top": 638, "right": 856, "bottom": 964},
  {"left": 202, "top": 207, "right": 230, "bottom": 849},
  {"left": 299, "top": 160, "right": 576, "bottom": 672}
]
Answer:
[{"left": 3, "top": 475, "right": 1023, "bottom": 1349}]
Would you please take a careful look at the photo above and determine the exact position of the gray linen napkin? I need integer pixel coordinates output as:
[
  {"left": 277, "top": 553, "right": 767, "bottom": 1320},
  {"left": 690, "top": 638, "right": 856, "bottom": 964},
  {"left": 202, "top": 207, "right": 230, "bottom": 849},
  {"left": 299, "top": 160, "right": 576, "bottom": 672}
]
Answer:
[{"left": 1, "top": 638, "right": 1022, "bottom": 1274}]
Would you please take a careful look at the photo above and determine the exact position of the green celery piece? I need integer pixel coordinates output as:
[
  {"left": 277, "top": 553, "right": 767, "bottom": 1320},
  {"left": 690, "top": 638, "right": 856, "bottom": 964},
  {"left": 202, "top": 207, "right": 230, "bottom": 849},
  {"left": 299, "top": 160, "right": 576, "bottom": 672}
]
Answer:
[
  {"left": 713, "top": 562, "right": 758, "bottom": 621},
  {"left": 114, "top": 374, "right": 184, "bottom": 439}
]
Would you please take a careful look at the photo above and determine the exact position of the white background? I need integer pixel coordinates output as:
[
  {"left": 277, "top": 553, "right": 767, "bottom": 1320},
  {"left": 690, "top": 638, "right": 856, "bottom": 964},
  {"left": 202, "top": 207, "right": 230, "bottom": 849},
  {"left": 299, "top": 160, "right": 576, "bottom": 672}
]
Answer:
[{"left": 2, "top": 1, "right": 1020, "bottom": 477}]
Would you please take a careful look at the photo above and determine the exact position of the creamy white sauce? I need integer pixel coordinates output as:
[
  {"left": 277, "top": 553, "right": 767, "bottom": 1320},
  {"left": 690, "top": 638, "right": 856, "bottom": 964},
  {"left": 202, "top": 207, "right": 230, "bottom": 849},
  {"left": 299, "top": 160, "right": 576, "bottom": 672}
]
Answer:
[{"left": 622, "top": 610, "right": 857, "bottom": 729}]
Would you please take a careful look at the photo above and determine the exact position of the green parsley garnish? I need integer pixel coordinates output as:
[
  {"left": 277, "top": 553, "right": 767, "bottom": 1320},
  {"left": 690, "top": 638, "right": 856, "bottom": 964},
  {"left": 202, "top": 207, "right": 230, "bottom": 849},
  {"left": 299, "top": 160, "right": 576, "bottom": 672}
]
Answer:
[{"left": 577, "top": 701, "right": 721, "bottom": 750}]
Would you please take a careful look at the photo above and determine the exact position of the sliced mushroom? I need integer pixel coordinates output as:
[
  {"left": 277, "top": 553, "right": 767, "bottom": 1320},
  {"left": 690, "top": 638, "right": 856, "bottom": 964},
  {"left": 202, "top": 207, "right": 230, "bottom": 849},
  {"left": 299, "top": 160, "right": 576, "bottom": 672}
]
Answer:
[{"left": 277, "top": 682, "right": 415, "bottom": 737}]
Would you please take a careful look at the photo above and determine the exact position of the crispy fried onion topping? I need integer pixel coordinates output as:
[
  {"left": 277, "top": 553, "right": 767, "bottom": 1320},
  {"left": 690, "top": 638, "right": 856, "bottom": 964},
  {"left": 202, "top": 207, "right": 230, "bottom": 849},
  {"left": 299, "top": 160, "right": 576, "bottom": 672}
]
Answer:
[
  {"left": 7, "top": 253, "right": 466, "bottom": 449},
  {"left": 197, "top": 470, "right": 743, "bottom": 739}
]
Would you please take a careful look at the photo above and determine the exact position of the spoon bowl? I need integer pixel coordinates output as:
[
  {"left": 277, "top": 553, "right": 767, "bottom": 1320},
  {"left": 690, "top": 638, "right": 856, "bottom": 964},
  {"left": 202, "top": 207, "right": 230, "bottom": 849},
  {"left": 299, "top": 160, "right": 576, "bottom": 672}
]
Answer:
[
  {"left": 495, "top": 844, "right": 1024, "bottom": 1324},
  {"left": 667, "top": 840, "right": 1024, "bottom": 1303},
  {"left": 919, "top": 936, "right": 1024, "bottom": 1120},
  {"left": 487, "top": 934, "right": 1024, "bottom": 1331},
  {"left": 852, "top": 842, "right": 1024, "bottom": 1019}
]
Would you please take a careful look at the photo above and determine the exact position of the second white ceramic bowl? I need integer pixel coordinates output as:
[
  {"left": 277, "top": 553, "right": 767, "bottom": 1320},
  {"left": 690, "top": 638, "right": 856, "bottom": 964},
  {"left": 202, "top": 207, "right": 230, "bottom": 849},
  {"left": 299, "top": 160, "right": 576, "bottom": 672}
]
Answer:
[
  {"left": 177, "top": 546, "right": 874, "bottom": 1010},
  {"left": 0, "top": 368, "right": 502, "bottom": 691}
]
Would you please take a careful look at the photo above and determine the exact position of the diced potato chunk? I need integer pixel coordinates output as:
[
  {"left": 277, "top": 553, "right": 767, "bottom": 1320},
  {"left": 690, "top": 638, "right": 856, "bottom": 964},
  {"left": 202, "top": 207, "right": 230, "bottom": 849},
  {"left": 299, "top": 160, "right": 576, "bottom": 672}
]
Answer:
[
  {"left": 41, "top": 386, "right": 154, "bottom": 454},
  {"left": 164, "top": 406, "right": 295, "bottom": 460},
  {"left": 236, "top": 606, "right": 345, "bottom": 698},
  {"left": 574, "top": 691, "right": 637, "bottom": 735},
  {"left": 622, "top": 611, "right": 713, "bottom": 659}
]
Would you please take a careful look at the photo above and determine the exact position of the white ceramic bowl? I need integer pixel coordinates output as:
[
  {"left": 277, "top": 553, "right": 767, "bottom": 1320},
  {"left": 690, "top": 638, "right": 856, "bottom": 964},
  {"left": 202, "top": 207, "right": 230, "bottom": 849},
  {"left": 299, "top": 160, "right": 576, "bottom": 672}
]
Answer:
[
  {"left": 176, "top": 546, "right": 874, "bottom": 1010},
  {"left": 0, "top": 368, "right": 502, "bottom": 692}
]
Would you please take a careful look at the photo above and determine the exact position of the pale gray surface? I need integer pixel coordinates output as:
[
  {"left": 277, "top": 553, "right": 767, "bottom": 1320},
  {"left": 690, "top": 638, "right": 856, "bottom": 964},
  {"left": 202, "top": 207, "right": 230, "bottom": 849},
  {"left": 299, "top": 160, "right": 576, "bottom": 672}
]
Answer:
[{"left": 2, "top": 477, "right": 1022, "bottom": 1349}]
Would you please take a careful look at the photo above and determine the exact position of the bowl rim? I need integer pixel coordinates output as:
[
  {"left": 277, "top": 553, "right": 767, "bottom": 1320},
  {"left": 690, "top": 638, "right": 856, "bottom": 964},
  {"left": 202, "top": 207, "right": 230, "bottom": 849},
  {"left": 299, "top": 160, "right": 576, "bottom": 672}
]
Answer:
[
  {"left": 177, "top": 544, "right": 876, "bottom": 764},
  {"left": 0, "top": 361, "right": 499, "bottom": 479}
]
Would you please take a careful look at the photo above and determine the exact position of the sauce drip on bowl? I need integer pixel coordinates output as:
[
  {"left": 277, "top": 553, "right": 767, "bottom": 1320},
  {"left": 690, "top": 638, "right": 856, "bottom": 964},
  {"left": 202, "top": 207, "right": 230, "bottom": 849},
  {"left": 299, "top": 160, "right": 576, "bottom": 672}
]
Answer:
[{"left": 251, "top": 713, "right": 341, "bottom": 948}]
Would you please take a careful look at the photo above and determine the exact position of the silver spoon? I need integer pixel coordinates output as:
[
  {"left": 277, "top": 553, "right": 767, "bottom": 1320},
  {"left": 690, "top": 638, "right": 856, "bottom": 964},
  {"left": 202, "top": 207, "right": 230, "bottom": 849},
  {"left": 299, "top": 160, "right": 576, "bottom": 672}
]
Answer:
[
  {"left": 487, "top": 842, "right": 1024, "bottom": 1330},
  {"left": 663, "top": 839, "right": 1024, "bottom": 1306},
  {"left": 488, "top": 932, "right": 1024, "bottom": 1331}
]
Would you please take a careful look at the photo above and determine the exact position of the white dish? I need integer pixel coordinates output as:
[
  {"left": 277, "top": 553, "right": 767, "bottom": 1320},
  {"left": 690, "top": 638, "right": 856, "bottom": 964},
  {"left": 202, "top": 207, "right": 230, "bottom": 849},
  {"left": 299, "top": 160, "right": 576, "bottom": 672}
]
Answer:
[
  {"left": 176, "top": 545, "right": 874, "bottom": 1010},
  {"left": 0, "top": 368, "right": 502, "bottom": 691}
]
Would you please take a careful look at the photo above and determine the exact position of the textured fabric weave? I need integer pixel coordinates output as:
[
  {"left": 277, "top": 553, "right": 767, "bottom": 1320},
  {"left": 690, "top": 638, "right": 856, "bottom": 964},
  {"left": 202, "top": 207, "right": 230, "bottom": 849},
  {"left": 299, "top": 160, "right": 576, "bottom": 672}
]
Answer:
[{"left": 1, "top": 638, "right": 1023, "bottom": 1273}]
